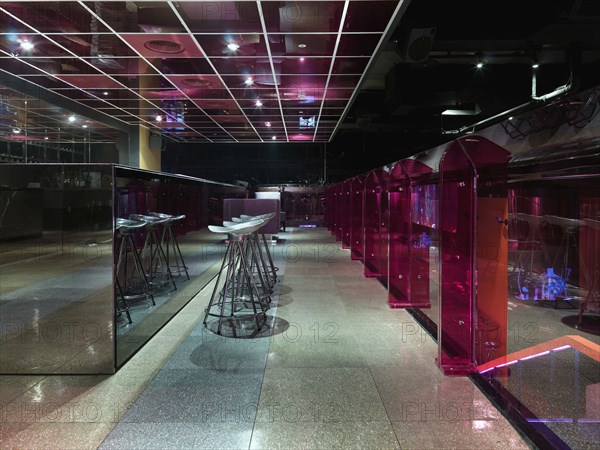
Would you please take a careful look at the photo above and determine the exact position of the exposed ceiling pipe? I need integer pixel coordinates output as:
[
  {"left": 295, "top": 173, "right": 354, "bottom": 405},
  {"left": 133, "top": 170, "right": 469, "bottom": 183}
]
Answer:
[{"left": 441, "top": 45, "right": 580, "bottom": 135}]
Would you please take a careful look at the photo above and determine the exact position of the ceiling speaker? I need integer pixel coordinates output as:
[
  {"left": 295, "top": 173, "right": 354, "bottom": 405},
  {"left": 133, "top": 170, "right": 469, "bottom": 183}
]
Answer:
[
  {"left": 402, "top": 27, "right": 436, "bottom": 63},
  {"left": 149, "top": 132, "right": 163, "bottom": 151}
]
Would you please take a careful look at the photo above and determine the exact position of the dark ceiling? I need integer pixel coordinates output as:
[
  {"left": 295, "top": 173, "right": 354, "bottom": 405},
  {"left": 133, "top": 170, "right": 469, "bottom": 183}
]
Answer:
[{"left": 340, "top": 0, "right": 600, "bottom": 151}]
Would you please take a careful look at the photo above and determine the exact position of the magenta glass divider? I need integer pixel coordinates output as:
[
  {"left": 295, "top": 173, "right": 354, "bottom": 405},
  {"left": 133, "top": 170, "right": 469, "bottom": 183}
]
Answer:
[
  {"left": 335, "top": 183, "right": 344, "bottom": 241},
  {"left": 364, "top": 169, "right": 384, "bottom": 277},
  {"left": 342, "top": 179, "right": 353, "bottom": 249},
  {"left": 438, "top": 140, "right": 478, "bottom": 375},
  {"left": 350, "top": 175, "right": 366, "bottom": 261}
]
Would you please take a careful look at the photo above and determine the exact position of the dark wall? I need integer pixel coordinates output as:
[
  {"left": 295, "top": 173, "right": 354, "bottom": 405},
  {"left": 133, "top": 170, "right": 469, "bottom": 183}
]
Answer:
[{"left": 162, "top": 130, "right": 431, "bottom": 185}]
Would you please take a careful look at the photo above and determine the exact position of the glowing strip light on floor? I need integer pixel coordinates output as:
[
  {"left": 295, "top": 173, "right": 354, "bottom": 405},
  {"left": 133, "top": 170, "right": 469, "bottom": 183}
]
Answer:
[{"left": 478, "top": 335, "right": 600, "bottom": 374}]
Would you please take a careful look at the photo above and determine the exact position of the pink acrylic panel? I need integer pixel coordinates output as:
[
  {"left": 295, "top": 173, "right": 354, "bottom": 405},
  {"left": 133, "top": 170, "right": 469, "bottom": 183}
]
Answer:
[
  {"left": 438, "top": 141, "right": 477, "bottom": 375},
  {"left": 388, "top": 161, "right": 411, "bottom": 307},
  {"left": 438, "top": 136, "right": 511, "bottom": 375},
  {"left": 350, "top": 175, "right": 365, "bottom": 261},
  {"left": 405, "top": 159, "right": 435, "bottom": 308},
  {"left": 364, "top": 169, "right": 386, "bottom": 278},
  {"left": 378, "top": 169, "right": 390, "bottom": 287},
  {"left": 342, "top": 179, "right": 353, "bottom": 249},
  {"left": 325, "top": 186, "right": 334, "bottom": 232},
  {"left": 335, "top": 183, "right": 344, "bottom": 241}
]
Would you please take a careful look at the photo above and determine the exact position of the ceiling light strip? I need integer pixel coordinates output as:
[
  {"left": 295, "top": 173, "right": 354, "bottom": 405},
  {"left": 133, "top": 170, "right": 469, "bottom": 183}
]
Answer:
[
  {"left": 312, "top": 0, "right": 350, "bottom": 141},
  {"left": 166, "top": 1, "right": 262, "bottom": 143},
  {"left": 74, "top": 2, "right": 210, "bottom": 143},
  {"left": 256, "top": 0, "right": 288, "bottom": 142},
  {"left": 329, "top": 0, "right": 410, "bottom": 142},
  {"left": 0, "top": 7, "right": 181, "bottom": 141}
]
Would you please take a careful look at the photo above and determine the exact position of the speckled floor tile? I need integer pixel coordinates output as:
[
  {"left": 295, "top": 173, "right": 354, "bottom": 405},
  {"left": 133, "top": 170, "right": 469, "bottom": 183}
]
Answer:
[
  {"left": 162, "top": 337, "right": 269, "bottom": 371},
  {"left": 266, "top": 333, "right": 368, "bottom": 368},
  {"left": 256, "top": 367, "right": 388, "bottom": 422},
  {"left": 1, "top": 421, "right": 116, "bottom": 450},
  {"left": 0, "top": 375, "right": 44, "bottom": 408},
  {"left": 392, "top": 420, "right": 531, "bottom": 449},
  {"left": 250, "top": 420, "right": 401, "bottom": 449},
  {"left": 99, "top": 421, "right": 253, "bottom": 450},
  {"left": 121, "top": 368, "right": 264, "bottom": 423}
]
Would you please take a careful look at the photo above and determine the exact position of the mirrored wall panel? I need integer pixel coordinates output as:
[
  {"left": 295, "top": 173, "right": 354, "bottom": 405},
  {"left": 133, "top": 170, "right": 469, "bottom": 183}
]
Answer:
[{"left": 0, "top": 163, "right": 246, "bottom": 373}]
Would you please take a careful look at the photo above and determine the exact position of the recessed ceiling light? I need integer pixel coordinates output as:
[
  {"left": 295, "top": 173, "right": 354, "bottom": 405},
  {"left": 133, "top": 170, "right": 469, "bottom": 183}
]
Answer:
[
  {"left": 20, "top": 41, "right": 34, "bottom": 51},
  {"left": 272, "top": 136, "right": 276, "bottom": 140},
  {"left": 155, "top": 115, "right": 163, "bottom": 122},
  {"left": 300, "top": 57, "right": 305, "bottom": 62},
  {"left": 265, "top": 121, "right": 271, "bottom": 127},
  {"left": 476, "top": 62, "right": 484, "bottom": 69},
  {"left": 508, "top": 116, "right": 514, "bottom": 120},
  {"left": 532, "top": 62, "right": 540, "bottom": 69},
  {"left": 298, "top": 43, "right": 307, "bottom": 48},
  {"left": 255, "top": 100, "right": 263, "bottom": 107},
  {"left": 244, "top": 77, "right": 254, "bottom": 86},
  {"left": 299, "top": 111, "right": 304, "bottom": 114},
  {"left": 44, "top": 136, "right": 49, "bottom": 140},
  {"left": 227, "top": 43, "right": 240, "bottom": 51},
  {"left": 12, "top": 127, "right": 21, "bottom": 134},
  {"left": 103, "top": 91, "right": 109, "bottom": 96},
  {"left": 82, "top": 124, "right": 88, "bottom": 128},
  {"left": 68, "top": 115, "right": 76, "bottom": 123}
]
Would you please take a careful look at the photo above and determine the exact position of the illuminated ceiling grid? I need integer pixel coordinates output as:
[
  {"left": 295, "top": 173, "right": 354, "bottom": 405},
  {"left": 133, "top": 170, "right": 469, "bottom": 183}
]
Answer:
[{"left": 0, "top": 1, "right": 401, "bottom": 143}]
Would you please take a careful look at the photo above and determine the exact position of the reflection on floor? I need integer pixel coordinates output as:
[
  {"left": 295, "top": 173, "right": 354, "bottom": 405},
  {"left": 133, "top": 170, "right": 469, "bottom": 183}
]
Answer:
[
  {"left": 0, "top": 231, "right": 114, "bottom": 373},
  {"left": 0, "top": 228, "right": 529, "bottom": 449}
]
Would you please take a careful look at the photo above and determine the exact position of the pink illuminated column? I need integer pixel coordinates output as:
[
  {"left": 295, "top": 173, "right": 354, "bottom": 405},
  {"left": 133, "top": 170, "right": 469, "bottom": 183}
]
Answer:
[
  {"left": 364, "top": 169, "right": 388, "bottom": 279},
  {"left": 388, "top": 161, "right": 411, "bottom": 307},
  {"left": 406, "top": 159, "right": 436, "bottom": 308},
  {"left": 364, "top": 170, "right": 380, "bottom": 277},
  {"left": 335, "top": 183, "right": 344, "bottom": 241},
  {"left": 378, "top": 169, "right": 390, "bottom": 287},
  {"left": 350, "top": 175, "right": 366, "bottom": 260},
  {"left": 325, "top": 186, "right": 335, "bottom": 232},
  {"left": 342, "top": 179, "right": 353, "bottom": 249},
  {"left": 438, "top": 136, "right": 510, "bottom": 376}
]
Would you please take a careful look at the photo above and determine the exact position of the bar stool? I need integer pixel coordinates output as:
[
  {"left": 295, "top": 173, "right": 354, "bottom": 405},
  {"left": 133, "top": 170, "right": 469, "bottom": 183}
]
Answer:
[
  {"left": 236, "top": 213, "right": 278, "bottom": 286},
  {"left": 129, "top": 214, "right": 177, "bottom": 293},
  {"left": 203, "top": 220, "right": 271, "bottom": 336},
  {"left": 115, "top": 218, "right": 155, "bottom": 318},
  {"left": 149, "top": 212, "right": 190, "bottom": 281},
  {"left": 223, "top": 218, "right": 273, "bottom": 296}
]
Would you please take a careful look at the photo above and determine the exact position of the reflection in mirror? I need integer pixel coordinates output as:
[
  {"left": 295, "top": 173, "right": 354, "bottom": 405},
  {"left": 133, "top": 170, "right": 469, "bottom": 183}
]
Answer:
[
  {"left": 0, "top": 164, "right": 115, "bottom": 374},
  {"left": 0, "top": 163, "right": 246, "bottom": 374}
]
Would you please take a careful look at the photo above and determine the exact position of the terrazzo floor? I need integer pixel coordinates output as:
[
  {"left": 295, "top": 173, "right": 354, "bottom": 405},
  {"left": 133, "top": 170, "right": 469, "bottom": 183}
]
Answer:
[{"left": 1, "top": 227, "right": 532, "bottom": 449}]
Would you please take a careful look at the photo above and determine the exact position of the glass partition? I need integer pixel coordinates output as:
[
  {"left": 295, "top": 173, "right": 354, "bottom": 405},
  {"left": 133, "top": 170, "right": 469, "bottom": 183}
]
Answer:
[
  {"left": 341, "top": 179, "right": 353, "bottom": 249},
  {"left": 364, "top": 170, "right": 384, "bottom": 278},
  {"left": 0, "top": 163, "right": 245, "bottom": 373},
  {"left": 335, "top": 183, "right": 344, "bottom": 242},
  {"left": 481, "top": 139, "right": 600, "bottom": 449},
  {"left": 350, "top": 175, "right": 365, "bottom": 260},
  {"left": 388, "top": 161, "right": 411, "bottom": 307},
  {"left": 406, "top": 159, "right": 437, "bottom": 312}
]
